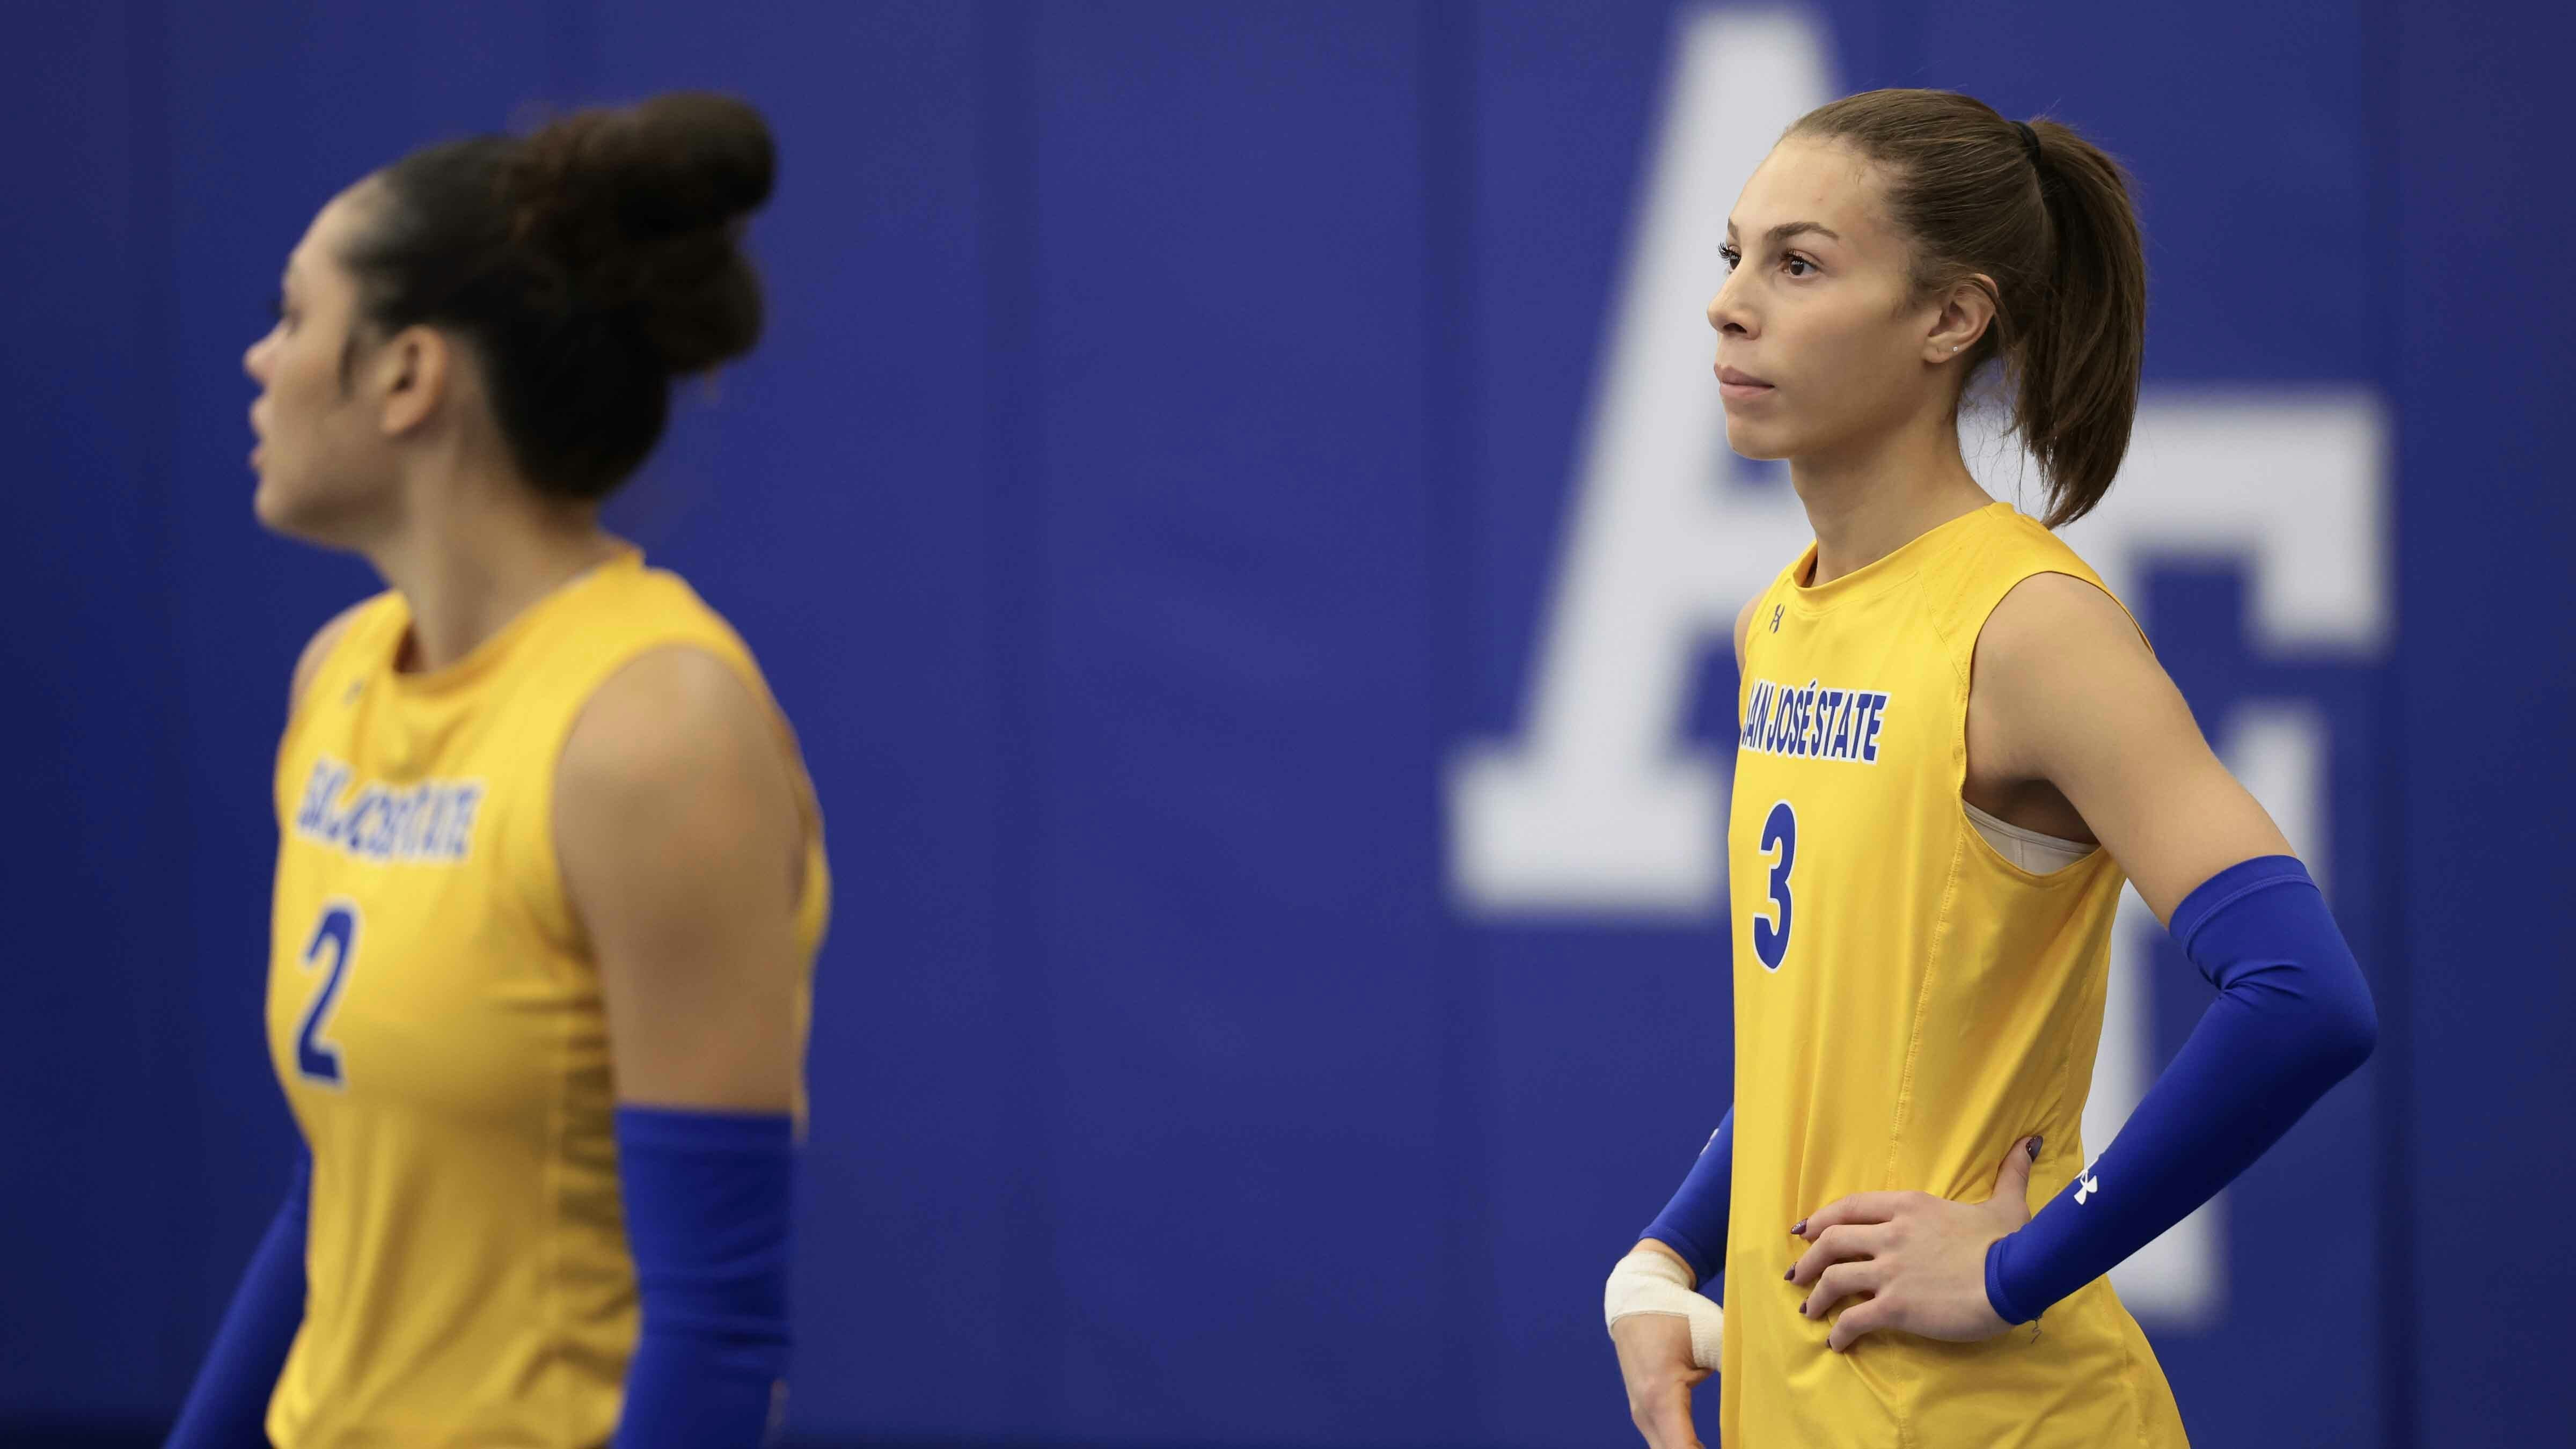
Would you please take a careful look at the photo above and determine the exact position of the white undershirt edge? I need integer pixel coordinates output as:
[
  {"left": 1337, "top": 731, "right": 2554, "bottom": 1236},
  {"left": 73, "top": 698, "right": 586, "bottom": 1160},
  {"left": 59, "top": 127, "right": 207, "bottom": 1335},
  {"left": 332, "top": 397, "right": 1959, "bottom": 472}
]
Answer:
[{"left": 1964, "top": 800, "right": 2094, "bottom": 874}]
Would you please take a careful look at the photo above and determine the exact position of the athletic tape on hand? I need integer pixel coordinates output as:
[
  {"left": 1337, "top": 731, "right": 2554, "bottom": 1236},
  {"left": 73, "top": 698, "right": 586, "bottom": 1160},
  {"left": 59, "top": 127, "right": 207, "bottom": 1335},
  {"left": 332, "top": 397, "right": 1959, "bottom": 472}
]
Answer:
[{"left": 1604, "top": 1248, "right": 1723, "bottom": 1370}]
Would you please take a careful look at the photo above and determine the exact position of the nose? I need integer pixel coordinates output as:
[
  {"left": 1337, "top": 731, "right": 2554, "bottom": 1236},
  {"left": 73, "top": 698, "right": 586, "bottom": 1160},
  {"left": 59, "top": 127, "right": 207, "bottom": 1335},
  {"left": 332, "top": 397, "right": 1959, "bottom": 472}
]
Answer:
[
  {"left": 1706, "top": 269, "right": 1754, "bottom": 338},
  {"left": 244, "top": 330, "right": 272, "bottom": 386}
]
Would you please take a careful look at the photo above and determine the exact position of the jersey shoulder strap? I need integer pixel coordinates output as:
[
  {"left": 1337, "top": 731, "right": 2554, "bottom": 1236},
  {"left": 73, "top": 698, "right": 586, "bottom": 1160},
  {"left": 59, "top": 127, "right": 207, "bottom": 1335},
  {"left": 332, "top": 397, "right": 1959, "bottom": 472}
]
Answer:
[{"left": 1918, "top": 508, "right": 2143, "bottom": 678}]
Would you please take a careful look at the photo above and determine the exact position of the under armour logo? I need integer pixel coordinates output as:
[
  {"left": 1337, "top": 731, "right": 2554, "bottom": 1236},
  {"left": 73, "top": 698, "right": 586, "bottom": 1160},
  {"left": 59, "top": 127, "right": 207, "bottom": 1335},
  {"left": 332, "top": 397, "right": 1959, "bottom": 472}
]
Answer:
[
  {"left": 1769, "top": 604, "right": 1783, "bottom": 633},
  {"left": 342, "top": 679, "right": 364, "bottom": 706},
  {"left": 2074, "top": 1169, "right": 2101, "bottom": 1205}
]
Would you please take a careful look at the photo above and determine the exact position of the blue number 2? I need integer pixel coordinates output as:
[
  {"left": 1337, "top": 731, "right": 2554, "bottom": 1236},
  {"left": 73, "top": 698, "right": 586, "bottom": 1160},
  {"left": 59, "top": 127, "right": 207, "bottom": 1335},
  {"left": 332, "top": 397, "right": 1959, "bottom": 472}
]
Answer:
[
  {"left": 1753, "top": 801, "right": 1797, "bottom": 971},
  {"left": 296, "top": 902, "right": 360, "bottom": 1086}
]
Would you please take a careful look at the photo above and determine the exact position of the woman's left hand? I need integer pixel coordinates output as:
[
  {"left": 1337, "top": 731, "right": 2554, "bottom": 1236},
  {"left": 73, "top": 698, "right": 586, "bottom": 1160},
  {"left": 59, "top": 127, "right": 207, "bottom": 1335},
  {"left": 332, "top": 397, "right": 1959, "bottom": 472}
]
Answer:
[{"left": 1784, "top": 1136, "right": 2041, "bottom": 1352}]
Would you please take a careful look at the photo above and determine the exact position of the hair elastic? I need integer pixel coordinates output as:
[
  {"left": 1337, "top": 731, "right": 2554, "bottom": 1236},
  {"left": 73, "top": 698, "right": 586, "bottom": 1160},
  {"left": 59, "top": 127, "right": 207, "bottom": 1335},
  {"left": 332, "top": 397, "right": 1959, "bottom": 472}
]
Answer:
[{"left": 2013, "top": 120, "right": 2044, "bottom": 172}]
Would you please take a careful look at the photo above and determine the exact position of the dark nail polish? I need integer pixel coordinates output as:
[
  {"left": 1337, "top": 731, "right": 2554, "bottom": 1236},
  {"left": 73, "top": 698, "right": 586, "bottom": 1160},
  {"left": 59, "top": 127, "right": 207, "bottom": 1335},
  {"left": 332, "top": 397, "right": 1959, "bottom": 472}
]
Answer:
[
  {"left": 2027, "top": 1136, "right": 2043, "bottom": 1160},
  {"left": 1790, "top": 1219, "right": 1806, "bottom": 1235}
]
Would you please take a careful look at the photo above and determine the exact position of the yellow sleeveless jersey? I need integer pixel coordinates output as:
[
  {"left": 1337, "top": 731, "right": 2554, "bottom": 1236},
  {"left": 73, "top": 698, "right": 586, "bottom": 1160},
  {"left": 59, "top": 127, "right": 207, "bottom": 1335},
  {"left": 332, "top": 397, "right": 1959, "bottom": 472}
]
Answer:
[
  {"left": 1719, "top": 502, "right": 2189, "bottom": 1447},
  {"left": 262, "top": 550, "right": 829, "bottom": 1447}
]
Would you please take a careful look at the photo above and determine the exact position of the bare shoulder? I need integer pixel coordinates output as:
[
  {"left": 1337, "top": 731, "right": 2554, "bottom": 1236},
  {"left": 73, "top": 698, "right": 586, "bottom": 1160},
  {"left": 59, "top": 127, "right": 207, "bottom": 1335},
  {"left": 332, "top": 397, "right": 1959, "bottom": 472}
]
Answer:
[
  {"left": 557, "top": 646, "right": 784, "bottom": 811},
  {"left": 1972, "top": 570, "right": 2290, "bottom": 917},
  {"left": 554, "top": 645, "right": 802, "bottom": 904},
  {"left": 556, "top": 645, "right": 806, "bottom": 1110},
  {"left": 1967, "top": 570, "right": 2169, "bottom": 785},
  {"left": 288, "top": 601, "right": 375, "bottom": 716},
  {"left": 1976, "top": 570, "right": 2148, "bottom": 674}
]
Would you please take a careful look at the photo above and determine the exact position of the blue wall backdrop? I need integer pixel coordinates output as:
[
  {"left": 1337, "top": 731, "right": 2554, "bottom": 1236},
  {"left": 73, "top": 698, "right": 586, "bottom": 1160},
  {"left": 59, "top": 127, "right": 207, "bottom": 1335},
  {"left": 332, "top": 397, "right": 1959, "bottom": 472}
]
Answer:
[{"left": 3, "top": 2, "right": 2568, "bottom": 1446}]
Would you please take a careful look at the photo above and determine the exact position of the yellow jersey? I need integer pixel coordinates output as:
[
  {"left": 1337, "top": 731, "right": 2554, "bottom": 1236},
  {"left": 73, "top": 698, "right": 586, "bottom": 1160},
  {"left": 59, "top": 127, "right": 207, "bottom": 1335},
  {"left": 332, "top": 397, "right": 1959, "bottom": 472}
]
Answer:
[
  {"left": 263, "top": 550, "right": 829, "bottom": 1447},
  {"left": 1719, "top": 502, "right": 2188, "bottom": 1447}
]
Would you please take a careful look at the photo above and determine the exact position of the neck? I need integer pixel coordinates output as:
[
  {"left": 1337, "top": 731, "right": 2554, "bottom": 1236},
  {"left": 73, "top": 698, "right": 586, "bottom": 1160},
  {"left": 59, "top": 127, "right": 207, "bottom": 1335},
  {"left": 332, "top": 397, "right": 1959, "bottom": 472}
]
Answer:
[
  {"left": 1789, "top": 405, "right": 1993, "bottom": 586},
  {"left": 361, "top": 468, "right": 619, "bottom": 673}
]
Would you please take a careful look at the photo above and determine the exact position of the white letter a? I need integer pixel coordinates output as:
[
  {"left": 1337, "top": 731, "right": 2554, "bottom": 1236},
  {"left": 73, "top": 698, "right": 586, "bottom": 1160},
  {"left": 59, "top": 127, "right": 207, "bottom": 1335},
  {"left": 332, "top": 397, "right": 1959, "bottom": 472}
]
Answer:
[{"left": 1447, "top": 9, "right": 1835, "bottom": 916}]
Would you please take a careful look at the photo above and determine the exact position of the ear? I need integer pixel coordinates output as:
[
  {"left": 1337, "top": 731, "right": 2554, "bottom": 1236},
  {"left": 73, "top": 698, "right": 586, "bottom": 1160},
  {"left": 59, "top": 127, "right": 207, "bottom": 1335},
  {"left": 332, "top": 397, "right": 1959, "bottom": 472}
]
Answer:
[
  {"left": 1924, "top": 274, "right": 1999, "bottom": 364},
  {"left": 372, "top": 325, "right": 452, "bottom": 438}
]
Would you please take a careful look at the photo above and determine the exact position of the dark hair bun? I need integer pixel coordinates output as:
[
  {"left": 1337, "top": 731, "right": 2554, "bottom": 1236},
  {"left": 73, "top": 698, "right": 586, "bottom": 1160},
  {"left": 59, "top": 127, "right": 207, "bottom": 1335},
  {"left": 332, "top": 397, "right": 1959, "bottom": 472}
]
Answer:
[
  {"left": 348, "top": 93, "right": 780, "bottom": 501},
  {"left": 504, "top": 91, "right": 775, "bottom": 376}
]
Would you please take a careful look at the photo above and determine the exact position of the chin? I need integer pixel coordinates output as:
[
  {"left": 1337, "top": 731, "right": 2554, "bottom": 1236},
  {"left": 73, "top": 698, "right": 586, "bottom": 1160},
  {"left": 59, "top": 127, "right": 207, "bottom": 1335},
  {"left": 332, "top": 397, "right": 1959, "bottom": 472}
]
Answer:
[
  {"left": 252, "top": 473, "right": 361, "bottom": 547},
  {"left": 251, "top": 473, "right": 292, "bottom": 531},
  {"left": 251, "top": 475, "right": 319, "bottom": 540},
  {"left": 1722, "top": 414, "right": 1792, "bottom": 463}
]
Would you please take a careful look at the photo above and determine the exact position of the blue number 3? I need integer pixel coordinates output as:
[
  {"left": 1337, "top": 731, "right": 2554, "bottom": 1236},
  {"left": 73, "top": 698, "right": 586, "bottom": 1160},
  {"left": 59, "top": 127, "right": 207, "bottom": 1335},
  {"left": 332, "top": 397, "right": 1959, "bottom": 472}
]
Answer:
[
  {"left": 1753, "top": 801, "right": 1796, "bottom": 971},
  {"left": 296, "top": 901, "right": 360, "bottom": 1086}
]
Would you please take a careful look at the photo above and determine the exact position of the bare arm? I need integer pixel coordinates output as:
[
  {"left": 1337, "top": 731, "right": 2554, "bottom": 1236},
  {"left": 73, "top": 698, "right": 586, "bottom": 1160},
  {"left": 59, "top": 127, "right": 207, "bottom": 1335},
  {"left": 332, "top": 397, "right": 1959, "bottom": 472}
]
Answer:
[
  {"left": 1602, "top": 591, "right": 1769, "bottom": 1449},
  {"left": 559, "top": 648, "right": 809, "bottom": 1437},
  {"left": 1787, "top": 572, "right": 2368, "bottom": 1351},
  {"left": 1967, "top": 572, "right": 2292, "bottom": 919},
  {"left": 554, "top": 646, "right": 806, "bottom": 1111},
  {"left": 1622, "top": 592, "right": 1759, "bottom": 1280},
  {"left": 173, "top": 603, "right": 375, "bottom": 1445},
  {"left": 1627, "top": 589, "right": 1759, "bottom": 1280}
]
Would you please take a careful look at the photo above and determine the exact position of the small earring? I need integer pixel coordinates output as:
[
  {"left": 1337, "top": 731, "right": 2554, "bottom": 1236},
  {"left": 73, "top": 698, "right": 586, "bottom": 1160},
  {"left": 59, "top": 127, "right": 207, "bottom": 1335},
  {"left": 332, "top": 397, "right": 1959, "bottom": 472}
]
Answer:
[{"left": 1950, "top": 345, "right": 1962, "bottom": 353}]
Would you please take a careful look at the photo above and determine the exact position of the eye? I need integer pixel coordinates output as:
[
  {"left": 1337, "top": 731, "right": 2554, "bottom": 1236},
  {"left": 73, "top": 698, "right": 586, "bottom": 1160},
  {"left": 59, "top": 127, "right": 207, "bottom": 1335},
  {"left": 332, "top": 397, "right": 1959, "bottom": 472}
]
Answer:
[
  {"left": 271, "top": 292, "right": 295, "bottom": 331},
  {"left": 1781, "top": 253, "right": 1818, "bottom": 278},
  {"left": 1719, "top": 243, "right": 1741, "bottom": 273}
]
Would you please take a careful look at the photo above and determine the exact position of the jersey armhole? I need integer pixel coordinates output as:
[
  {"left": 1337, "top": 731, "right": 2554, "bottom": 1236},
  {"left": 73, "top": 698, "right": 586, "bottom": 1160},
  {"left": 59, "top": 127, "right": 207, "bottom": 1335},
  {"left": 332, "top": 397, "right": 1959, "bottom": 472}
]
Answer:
[{"left": 1954, "top": 567, "right": 2148, "bottom": 849}]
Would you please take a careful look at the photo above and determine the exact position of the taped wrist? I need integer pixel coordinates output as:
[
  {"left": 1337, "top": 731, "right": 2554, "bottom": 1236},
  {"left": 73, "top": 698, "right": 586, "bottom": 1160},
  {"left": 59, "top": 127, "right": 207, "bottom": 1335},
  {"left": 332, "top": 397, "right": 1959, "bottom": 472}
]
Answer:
[{"left": 1605, "top": 1248, "right": 1724, "bottom": 1370}]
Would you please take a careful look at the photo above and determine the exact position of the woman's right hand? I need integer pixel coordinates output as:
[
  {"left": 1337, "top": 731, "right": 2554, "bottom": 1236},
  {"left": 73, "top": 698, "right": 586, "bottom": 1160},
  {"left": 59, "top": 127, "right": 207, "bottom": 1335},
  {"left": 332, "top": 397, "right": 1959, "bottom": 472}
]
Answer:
[{"left": 1607, "top": 1241, "right": 1719, "bottom": 1448}]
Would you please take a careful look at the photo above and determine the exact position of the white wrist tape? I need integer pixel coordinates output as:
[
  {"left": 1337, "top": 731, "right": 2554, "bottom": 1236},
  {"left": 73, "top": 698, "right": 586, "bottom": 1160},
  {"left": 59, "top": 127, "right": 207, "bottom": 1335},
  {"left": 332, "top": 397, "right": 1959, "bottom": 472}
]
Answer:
[{"left": 1604, "top": 1247, "right": 1724, "bottom": 1370}]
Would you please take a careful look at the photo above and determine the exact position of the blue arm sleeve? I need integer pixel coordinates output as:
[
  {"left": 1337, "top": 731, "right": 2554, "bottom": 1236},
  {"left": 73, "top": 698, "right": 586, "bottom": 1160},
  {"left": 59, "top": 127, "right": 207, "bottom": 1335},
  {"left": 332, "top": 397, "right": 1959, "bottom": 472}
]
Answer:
[
  {"left": 1984, "top": 856, "right": 2376, "bottom": 1323},
  {"left": 166, "top": 1152, "right": 309, "bottom": 1448},
  {"left": 612, "top": 1107, "right": 796, "bottom": 1449},
  {"left": 1640, "top": 1108, "right": 1733, "bottom": 1285}
]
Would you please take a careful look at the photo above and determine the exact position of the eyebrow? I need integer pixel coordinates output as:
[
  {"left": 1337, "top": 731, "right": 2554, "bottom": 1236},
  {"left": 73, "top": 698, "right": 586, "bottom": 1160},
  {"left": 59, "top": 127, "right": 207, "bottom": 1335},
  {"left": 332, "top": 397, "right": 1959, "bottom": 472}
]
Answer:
[{"left": 1724, "top": 219, "right": 1843, "bottom": 245}]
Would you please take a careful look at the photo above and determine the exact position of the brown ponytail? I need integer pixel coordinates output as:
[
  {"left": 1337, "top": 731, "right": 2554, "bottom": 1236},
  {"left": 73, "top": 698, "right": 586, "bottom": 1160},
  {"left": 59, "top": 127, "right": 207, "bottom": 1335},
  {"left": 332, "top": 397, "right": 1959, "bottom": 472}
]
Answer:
[{"left": 1788, "top": 91, "right": 2146, "bottom": 527}]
